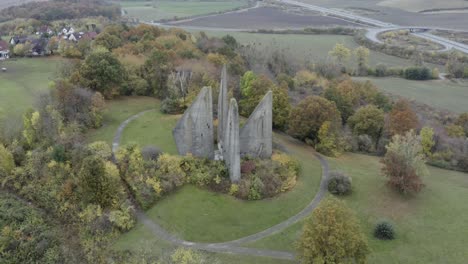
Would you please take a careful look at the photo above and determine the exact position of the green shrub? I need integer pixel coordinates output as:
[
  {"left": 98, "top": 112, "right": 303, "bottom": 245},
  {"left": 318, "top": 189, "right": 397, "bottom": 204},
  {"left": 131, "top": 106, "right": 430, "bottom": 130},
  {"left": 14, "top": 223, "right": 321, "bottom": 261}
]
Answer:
[
  {"left": 327, "top": 171, "right": 352, "bottom": 195},
  {"left": 160, "top": 98, "right": 184, "bottom": 114},
  {"left": 374, "top": 221, "right": 395, "bottom": 240},
  {"left": 404, "top": 66, "right": 432, "bottom": 80}
]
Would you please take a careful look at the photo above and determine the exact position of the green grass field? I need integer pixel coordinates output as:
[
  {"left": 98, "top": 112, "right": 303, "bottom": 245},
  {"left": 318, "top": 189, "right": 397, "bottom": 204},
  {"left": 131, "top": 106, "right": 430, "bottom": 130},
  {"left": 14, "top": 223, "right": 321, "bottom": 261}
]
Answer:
[
  {"left": 248, "top": 153, "right": 468, "bottom": 263},
  {"left": 203, "top": 31, "right": 443, "bottom": 70},
  {"left": 140, "top": 134, "right": 322, "bottom": 242},
  {"left": 113, "top": 223, "right": 293, "bottom": 264},
  {"left": 86, "top": 96, "right": 159, "bottom": 144},
  {"left": 120, "top": 109, "right": 179, "bottom": 153},
  {"left": 354, "top": 77, "right": 468, "bottom": 113},
  {"left": 0, "top": 57, "right": 63, "bottom": 120},
  {"left": 117, "top": 0, "right": 249, "bottom": 21}
]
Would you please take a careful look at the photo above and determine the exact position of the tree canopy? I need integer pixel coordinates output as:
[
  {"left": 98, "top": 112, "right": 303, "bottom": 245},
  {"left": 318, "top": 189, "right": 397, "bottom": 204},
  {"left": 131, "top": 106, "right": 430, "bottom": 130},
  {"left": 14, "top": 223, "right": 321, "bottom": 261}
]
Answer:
[{"left": 297, "top": 198, "right": 370, "bottom": 264}]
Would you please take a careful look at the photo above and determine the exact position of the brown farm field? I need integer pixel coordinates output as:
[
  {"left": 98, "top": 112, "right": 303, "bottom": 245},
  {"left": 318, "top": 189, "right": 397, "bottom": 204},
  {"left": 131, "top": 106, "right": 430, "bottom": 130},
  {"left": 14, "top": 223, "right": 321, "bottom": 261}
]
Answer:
[
  {"left": 293, "top": 0, "right": 468, "bottom": 30},
  {"left": 171, "top": 6, "right": 359, "bottom": 30}
]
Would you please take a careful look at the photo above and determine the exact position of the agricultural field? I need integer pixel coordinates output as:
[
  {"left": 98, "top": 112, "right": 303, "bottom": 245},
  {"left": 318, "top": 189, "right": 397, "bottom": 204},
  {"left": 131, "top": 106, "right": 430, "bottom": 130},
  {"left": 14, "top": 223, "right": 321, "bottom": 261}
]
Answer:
[
  {"left": 172, "top": 6, "right": 358, "bottom": 29},
  {"left": 432, "top": 29, "right": 468, "bottom": 45},
  {"left": 354, "top": 77, "right": 468, "bottom": 113},
  {"left": 0, "top": 57, "right": 63, "bottom": 120},
  {"left": 247, "top": 153, "right": 468, "bottom": 263},
  {"left": 295, "top": 0, "right": 468, "bottom": 30},
  {"left": 203, "top": 31, "right": 443, "bottom": 69},
  {"left": 377, "top": 0, "right": 468, "bottom": 13},
  {"left": 116, "top": 0, "right": 250, "bottom": 22}
]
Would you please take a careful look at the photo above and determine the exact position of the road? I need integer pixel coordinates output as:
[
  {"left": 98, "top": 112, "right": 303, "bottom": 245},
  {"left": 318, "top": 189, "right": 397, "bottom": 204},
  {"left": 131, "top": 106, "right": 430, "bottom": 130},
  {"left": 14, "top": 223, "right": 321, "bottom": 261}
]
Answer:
[{"left": 279, "top": 0, "right": 468, "bottom": 54}]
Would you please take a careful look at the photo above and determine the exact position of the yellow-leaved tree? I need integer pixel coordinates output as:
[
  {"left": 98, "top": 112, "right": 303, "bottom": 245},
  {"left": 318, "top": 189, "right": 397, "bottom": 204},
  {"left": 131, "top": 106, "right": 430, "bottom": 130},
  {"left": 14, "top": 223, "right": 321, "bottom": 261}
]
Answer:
[{"left": 297, "top": 198, "right": 370, "bottom": 264}]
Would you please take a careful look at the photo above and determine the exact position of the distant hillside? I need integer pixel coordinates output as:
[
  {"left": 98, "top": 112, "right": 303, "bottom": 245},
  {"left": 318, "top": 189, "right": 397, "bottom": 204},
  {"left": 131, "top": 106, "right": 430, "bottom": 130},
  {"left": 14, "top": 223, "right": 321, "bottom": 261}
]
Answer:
[
  {"left": 0, "top": 0, "right": 120, "bottom": 22},
  {"left": 0, "top": 0, "right": 48, "bottom": 10}
]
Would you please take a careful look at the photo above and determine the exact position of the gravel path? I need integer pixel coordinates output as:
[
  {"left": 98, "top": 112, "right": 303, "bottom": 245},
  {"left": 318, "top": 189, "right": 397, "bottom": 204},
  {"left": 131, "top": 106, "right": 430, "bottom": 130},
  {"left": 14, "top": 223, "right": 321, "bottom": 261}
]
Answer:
[{"left": 112, "top": 110, "right": 330, "bottom": 260}]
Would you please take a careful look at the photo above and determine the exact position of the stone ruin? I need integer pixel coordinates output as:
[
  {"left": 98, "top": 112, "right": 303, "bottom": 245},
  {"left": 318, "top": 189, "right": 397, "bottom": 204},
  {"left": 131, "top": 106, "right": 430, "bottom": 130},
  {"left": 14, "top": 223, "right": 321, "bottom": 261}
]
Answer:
[{"left": 173, "top": 65, "right": 272, "bottom": 182}]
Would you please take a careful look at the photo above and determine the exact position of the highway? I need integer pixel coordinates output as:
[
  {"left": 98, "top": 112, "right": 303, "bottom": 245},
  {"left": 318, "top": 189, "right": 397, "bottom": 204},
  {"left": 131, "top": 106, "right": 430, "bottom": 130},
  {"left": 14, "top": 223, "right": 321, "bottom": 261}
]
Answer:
[{"left": 279, "top": 0, "right": 468, "bottom": 54}]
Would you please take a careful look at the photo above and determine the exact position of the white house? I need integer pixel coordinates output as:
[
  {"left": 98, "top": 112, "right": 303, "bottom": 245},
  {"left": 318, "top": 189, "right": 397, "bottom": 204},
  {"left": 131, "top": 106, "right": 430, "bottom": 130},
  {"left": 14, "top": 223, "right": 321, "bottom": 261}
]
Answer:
[
  {"left": 0, "top": 40, "right": 9, "bottom": 60},
  {"left": 62, "top": 27, "right": 75, "bottom": 35}
]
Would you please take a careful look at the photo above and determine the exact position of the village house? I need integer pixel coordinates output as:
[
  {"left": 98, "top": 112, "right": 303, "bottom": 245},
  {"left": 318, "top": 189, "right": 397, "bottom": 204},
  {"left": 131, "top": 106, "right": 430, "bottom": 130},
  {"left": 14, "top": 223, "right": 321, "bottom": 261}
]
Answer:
[
  {"left": 9, "top": 36, "right": 49, "bottom": 56},
  {"left": 0, "top": 40, "right": 9, "bottom": 59},
  {"left": 63, "top": 31, "right": 98, "bottom": 42},
  {"left": 60, "top": 26, "right": 75, "bottom": 36},
  {"left": 36, "top": 25, "right": 54, "bottom": 36}
]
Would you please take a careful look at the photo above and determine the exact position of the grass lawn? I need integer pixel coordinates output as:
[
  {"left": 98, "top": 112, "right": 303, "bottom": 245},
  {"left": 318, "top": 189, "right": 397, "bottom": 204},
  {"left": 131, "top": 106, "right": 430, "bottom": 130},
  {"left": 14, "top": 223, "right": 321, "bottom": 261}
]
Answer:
[
  {"left": 354, "top": 77, "right": 468, "bottom": 113},
  {"left": 86, "top": 96, "right": 159, "bottom": 144},
  {"left": 330, "top": 153, "right": 468, "bottom": 263},
  {"left": 146, "top": 134, "right": 322, "bottom": 242},
  {"left": 249, "top": 153, "right": 468, "bottom": 263},
  {"left": 120, "top": 109, "right": 179, "bottom": 154},
  {"left": 117, "top": 0, "right": 249, "bottom": 21},
  {"left": 0, "top": 57, "right": 63, "bottom": 120},
  {"left": 113, "top": 222, "right": 293, "bottom": 264},
  {"left": 203, "top": 31, "right": 443, "bottom": 70}
]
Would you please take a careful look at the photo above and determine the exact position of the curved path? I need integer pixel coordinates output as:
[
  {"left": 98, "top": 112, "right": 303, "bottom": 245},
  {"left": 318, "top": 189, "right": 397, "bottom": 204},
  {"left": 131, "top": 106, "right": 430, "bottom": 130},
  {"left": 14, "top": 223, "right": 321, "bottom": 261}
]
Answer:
[{"left": 113, "top": 110, "right": 330, "bottom": 260}]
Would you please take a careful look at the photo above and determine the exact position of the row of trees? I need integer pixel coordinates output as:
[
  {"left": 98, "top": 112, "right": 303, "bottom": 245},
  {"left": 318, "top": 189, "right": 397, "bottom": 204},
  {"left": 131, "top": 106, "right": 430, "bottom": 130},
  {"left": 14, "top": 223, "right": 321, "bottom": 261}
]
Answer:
[{"left": 0, "top": 0, "right": 120, "bottom": 22}]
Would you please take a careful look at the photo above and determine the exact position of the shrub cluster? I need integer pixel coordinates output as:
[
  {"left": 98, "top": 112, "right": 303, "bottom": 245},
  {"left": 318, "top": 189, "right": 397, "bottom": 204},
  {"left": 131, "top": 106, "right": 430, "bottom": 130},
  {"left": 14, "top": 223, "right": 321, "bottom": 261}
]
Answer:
[
  {"left": 327, "top": 171, "right": 352, "bottom": 195},
  {"left": 118, "top": 146, "right": 301, "bottom": 207},
  {"left": 403, "top": 66, "right": 432, "bottom": 80},
  {"left": 236, "top": 153, "right": 301, "bottom": 200}
]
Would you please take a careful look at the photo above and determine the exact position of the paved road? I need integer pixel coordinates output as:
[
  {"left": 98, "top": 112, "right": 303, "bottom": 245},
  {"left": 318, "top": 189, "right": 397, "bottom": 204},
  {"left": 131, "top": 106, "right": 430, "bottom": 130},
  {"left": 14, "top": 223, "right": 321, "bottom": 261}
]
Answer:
[
  {"left": 279, "top": 0, "right": 396, "bottom": 28},
  {"left": 279, "top": 0, "right": 468, "bottom": 54},
  {"left": 112, "top": 110, "right": 331, "bottom": 260}
]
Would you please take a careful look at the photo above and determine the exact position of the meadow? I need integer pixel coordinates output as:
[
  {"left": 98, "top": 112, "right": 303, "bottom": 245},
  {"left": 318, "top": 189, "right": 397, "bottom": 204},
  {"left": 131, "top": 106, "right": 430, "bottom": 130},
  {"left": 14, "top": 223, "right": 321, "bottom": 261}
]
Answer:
[
  {"left": 354, "top": 77, "right": 468, "bottom": 113},
  {"left": 247, "top": 153, "right": 468, "bottom": 263},
  {"left": 0, "top": 57, "right": 63, "bottom": 120},
  {"left": 117, "top": 0, "right": 249, "bottom": 22},
  {"left": 203, "top": 31, "right": 444, "bottom": 70}
]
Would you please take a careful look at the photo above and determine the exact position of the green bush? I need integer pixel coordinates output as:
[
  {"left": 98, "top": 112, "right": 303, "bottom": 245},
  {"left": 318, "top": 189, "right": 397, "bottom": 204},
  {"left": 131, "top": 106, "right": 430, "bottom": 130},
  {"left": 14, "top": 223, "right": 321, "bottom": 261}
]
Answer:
[
  {"left": 374, "top": 221, "right": 395, "bottom": 240},
  {"left": 160, "top": 98, "right": 184, "bottom": 114},
  {"left": 404, "top": 66, "right": 432, "bottom": 80},
  {"left": 327, "top": 171, "right": 352, "bottom": 195}
]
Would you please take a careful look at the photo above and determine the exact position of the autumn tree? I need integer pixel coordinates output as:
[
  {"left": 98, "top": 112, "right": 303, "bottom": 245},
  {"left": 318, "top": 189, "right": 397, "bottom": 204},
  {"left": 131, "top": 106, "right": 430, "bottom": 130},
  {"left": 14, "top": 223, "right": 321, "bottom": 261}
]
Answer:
[
  {"left": 142, "top": 49, "right": 172, "bottom": 98},
  {"left": 381, "top": 130, "right": 427, "bottom": 194},
  {"left": 316, "top": 121, "right": 343, "bottom": 157},
  {"left": 239, "top": 73, "right": 291, "bottom": 130},
  {"left": 324, "top": 79, "right": 389, "bottom": 123},
  {"left": 420, "top": 126, "right": 435, "bottom": 157},
  {"left": 354, "top": 46, "right": 370, "bottom": 75},
  {"left": 0, "top": 144, "right": 14, "bottom": 177},
  {"left": 288, "top": 96, "right": 340, "bottom": 142},
  {"left": 294, "top": 70, "right": 319, "bottom": 88},
  {"left": 94, "top": 32, "right": 122, "bottom": 50},
  {"left": 78, "top": 49, "right": 125, "bottom": 98},
  {"left": 348, "top": 105, "right": 385, "bottom": 141},
  {"left": 329, "top": 43, "right": 351, "bottom": 66},
  {"left": 297, "top": 198, "right": 369, "bottom": 264},
  {"left": 79, "top": 155, "right": 123, "bottom": 208},
  {"left": 455, "top": 112, "right": 468, "bottom": 137},
  {"left": 171, "top": 248, "right": 205, "bottom": 264},
  {"left": 272, "top": 83, "right": 292, "bottom": 130},
  {"left": 386, "top": 100, "right": 419, "bottom": 136}
]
